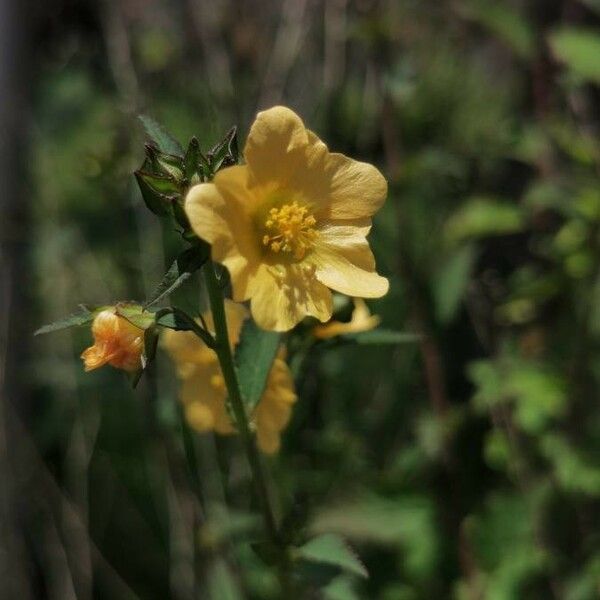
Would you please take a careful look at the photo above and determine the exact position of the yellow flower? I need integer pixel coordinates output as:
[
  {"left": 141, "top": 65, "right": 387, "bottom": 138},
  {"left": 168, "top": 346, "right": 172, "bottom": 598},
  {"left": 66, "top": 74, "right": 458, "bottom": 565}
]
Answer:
[
  {"left": 185, "top": 106, "right": 389, "bottom": 331},
  {"left": 162, "top": 300, "right": 297, "bottom": 454},
  {"left": 81, "top": 309, "right": 144, "bottom": 372},
  {"left": 313, "top": 298, "right": 380, "bottom": 339}
]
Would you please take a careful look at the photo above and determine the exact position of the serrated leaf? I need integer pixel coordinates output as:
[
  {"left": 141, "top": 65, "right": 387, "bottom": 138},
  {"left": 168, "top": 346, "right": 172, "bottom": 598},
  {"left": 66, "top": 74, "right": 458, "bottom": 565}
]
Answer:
[
  {"left": 145, "top": 245, "right": 209, "bottom": 308},
  {"left": 296, "top": 534, "right": 368, "bottom": 579},
  {"left": 549, "top": 28, "right": 600, "bottom": 84},
  {"left": 34, "top": 306, "right": 96, "bottom": 335},
  {"left": 138, "top": 114, "right": 184, "bottom": 156},
  {"left": 345, "top": 330, "right": 421, "bottom": 345},
  {"left": 234, "top": 319, "right": 281, "bottom": 411}
]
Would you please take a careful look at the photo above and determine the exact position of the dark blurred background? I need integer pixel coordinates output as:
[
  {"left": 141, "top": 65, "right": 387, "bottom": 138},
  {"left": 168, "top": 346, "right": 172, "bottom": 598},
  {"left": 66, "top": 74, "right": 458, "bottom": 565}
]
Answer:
[{"left": 1, "top": 0, "right": 600, "bottom": 598}]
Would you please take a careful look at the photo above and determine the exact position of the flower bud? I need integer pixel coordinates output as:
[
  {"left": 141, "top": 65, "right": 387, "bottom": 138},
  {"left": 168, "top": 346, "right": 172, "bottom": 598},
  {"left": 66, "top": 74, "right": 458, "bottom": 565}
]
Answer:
[{"left": 81, "top": 309, "right": 144, "bottom": 372}]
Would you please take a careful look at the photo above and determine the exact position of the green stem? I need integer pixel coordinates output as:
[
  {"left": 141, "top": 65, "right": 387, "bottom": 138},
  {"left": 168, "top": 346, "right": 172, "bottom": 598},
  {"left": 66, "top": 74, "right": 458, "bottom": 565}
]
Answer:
[{"left": 202, "top": 262, "right": 279, "bottom": 545}]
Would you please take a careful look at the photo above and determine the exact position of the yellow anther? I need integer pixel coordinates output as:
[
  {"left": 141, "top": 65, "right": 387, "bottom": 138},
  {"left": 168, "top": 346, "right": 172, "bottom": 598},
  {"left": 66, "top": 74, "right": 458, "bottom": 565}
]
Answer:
[{"left": 261, "top": 201, "right": 317, "bottom": 261}]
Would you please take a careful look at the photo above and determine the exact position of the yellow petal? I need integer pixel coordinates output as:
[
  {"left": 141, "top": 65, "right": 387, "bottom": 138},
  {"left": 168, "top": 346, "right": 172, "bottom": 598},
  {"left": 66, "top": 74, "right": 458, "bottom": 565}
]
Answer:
[
  {"left": 282, "top": 130, "right": 387, "bottom": 219},
  {"left": 199, "top": 299, "right": 249, "bottom": 347},
  {"left": 162, "top": 328, "right": 213, "bottom": 376},
  {"left": 313, "top": 298, "right": 381, "bottom": 339},
  {"left": 180, "top": 365, "right": 235, "bottom": 435},
  {"left": 256, "top": 430, "right": 281, "bottom": 454},
  {"left": 244, "top": 106, "right": 310, "bottom": 185},
  {"left": 253, "top": 357, "right": 296, "bottom": 454},
  {"left": 309, "top": 221, "right": 388, "bottom": 298},
  {"left": 185, "top": 169, "right": 260, "bottom": 301},
  {"left": 321, "top": 153, "right": 388, "bottom": 219},
  {"left": 250, "top": 264, "right": 333, "bottom": 331},
  {"left": 223, "top": 299, "right": 249, "bottom": 347}
]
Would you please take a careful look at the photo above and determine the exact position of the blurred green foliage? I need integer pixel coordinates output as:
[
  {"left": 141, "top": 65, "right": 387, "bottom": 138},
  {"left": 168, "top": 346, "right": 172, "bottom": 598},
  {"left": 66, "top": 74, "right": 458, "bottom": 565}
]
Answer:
[{"left": 22, "top": 0, "right": 600, "bottom": 598}]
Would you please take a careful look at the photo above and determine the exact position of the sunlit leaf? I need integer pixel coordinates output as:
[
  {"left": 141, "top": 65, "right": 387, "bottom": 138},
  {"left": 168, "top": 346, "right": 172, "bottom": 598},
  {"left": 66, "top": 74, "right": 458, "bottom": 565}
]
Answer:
[
  {"left": 549, "top": 28, "right": 600, "bottom": 84},
  {"left": 296, "top": 534, "right": 368, "bottom": 579}
]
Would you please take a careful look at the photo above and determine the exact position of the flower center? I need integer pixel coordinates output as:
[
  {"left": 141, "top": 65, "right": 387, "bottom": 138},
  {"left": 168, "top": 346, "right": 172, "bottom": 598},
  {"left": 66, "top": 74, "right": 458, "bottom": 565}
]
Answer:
[{"left": 261, "top": 201, "right": 317, "bottom": 260}]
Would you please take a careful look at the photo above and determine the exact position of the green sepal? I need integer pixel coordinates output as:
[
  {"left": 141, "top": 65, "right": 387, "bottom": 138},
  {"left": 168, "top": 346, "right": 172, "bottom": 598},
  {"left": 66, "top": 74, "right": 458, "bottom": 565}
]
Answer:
[
  {"left": 208, "top": 126, "right": 239, "bottom": 172},
  {"left": 135, "top": 170, "right": 180, "bottom": 196},
  {"left": 184, "top": 136, "right": 203, "bottom": 181},
  {"left": 134, "top": 170, "right": 172, "bottom": 216},
  {"left": 155, "top": 154, "right": 185, "bottom": 182}
]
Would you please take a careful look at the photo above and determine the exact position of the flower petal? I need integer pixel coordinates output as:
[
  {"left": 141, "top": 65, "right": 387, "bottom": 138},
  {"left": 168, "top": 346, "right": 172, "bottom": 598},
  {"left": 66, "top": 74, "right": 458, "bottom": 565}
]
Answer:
[
  {"left": 253, "top": 357, "right": 296, "bottom": 454},
  {"left": 282, "top": 131, "right": 387, "bottom": 219},
  {"left": 250, "top": 264, "right": 333, "bottom": 331},
  {"left": 185, "top": 169, "right": 260, "bottom": 301},
  {"left": 321, "top": 153, "right": 388, "bottom": 219},
  {"left": 244, "top": 106, "right": 310, "bottom": 185},
  {"left": 310, "top": 221, "right": 388, "bottom": 298},
  {"left": 180, "top": 365, "right": 235, "bottom": 434}
]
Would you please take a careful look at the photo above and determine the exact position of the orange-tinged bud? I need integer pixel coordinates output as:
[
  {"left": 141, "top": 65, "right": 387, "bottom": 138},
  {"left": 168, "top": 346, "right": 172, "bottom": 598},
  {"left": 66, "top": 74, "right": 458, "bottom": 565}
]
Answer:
[{"left": 81, "top": 309, "right": 144, "bottom": 372}]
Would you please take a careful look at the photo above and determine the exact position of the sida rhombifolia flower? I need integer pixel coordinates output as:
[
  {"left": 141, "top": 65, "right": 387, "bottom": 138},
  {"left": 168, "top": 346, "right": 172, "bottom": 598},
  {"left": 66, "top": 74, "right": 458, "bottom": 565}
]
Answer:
[{"left": 185, "top": 106, "right": 389, "bottom": 331}]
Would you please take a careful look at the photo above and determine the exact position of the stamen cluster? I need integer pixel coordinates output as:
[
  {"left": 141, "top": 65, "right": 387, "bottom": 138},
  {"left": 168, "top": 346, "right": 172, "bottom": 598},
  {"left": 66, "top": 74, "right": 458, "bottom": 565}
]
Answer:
[{"left": 262, "top": 201, "right": 317, "bottom": 260}]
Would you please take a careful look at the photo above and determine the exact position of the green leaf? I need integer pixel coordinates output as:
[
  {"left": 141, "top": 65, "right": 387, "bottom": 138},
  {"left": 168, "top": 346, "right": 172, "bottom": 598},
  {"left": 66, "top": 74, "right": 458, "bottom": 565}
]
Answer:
[
  {"left": 234, "top": 319, "right": 281, "bottom": 411},
  {"left": 296, "top": 534, "right": 368, "bottom": 579},
  {"left": 114, "top": 304, "right": 156, "bottom": 330},
  {"left": 323, "top": 575, "right": 361, "bottom": 600},
  {"left": 433, "top": 244, "right": 477, "bottom": 324},
  {"left": 145, "top": 245, "right": 209, "bottom": 308},
  {"left": 138, "top": 114, "right": 184, "bottom": 156},
  {"left": 549, "top": 28, "right": 600, "bottom": 84},
  {"left": 445, "top": 197, "right": 525, "bottom": 243},
  {"left": 459, "top": 0, "right": 535, "bottom": 59},
  {"left": 206, "top": 557, "right": 243, "bottom": 600},
  {"left": 34, "top": 306, "right": 95, "bottom": 335},
  {"left": 345, "top": 330, "right": 421, "bottom": 345},
  {"left": 310, "top": 495, "right": 439, "bottom": 580}
]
